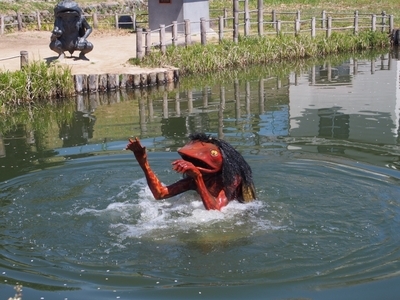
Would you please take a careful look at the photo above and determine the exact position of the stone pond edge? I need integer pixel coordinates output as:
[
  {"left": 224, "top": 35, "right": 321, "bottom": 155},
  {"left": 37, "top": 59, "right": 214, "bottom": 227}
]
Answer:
[{"left": 73, "top": 68, "right": 180, "bottom": 94}]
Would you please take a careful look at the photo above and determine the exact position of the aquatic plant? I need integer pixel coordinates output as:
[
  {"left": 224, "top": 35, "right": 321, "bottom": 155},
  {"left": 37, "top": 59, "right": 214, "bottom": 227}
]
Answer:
[
  {"left": 177, "top": 49, "right": 387, "bottom": 90},
  {"left": 0, "top": 61, "right": 74, "bottom": 108},
  {"left": 134, "top": 31, "right": 389, "bottom": 75}
]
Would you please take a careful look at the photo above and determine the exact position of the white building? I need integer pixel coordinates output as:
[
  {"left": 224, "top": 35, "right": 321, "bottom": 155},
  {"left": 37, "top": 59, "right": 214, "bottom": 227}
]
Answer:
[{"left": 148, "top": 0, "right": 210, "bottom": 33}]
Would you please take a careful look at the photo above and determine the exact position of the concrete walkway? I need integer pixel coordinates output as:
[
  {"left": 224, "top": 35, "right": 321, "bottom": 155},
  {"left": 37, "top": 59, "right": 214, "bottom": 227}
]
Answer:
[{"left": 0, "top": 30, "right": 169, "bottom": 75}]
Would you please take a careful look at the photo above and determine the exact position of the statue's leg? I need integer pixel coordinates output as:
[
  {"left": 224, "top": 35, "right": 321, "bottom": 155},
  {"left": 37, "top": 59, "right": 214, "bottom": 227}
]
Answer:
[
  {"left": 49, "top": 39, "right": 65, "bottom": 59},
  {"left": 78, "top": 41, "right": 93, "bottom": 59}
]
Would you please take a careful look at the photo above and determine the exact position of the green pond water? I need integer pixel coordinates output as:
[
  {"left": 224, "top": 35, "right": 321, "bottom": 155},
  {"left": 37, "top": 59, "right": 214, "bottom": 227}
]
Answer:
[{"left": 1, "top": 54, "right": 400, "bottom": 300}]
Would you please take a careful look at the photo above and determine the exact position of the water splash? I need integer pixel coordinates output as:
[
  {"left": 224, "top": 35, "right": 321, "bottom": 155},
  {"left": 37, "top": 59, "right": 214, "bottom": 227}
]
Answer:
[{"left": 75, "top": 178, "right": 274, "bottom": 243}]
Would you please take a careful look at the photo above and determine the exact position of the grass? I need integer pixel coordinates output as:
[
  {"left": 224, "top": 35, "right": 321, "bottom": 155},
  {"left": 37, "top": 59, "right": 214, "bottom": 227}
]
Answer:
[
  {"left": 0, "top": 0, "right": 399, "bottom": 20},
  {"left": 0, "top": 60, "right": 74, "bottom": 108},
  {"left": 133, "top": 30, "right": 389, "bottom": 75},
  {"left": 209, "top": 0, "right": 400, "bottom": 16},
  {"left": 0, "top": 0, "right": 130, "bottom": 14}
]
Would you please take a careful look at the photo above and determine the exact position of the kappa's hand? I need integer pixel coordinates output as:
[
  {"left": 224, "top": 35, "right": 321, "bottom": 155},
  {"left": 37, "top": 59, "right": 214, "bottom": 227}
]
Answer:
[
  {"left": 126, "top": 137, "right": 147, "bottom": 160},
  {"left": 52, "top": 27, "right": 62, "bottom": 37},
  {"left": 172, "top": 159, "right": 201, "bottom": 177}
]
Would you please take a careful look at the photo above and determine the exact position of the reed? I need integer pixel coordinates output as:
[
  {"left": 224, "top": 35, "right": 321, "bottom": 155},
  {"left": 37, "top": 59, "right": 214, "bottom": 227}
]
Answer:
[
  {"left": 0, "top": 61, "right": 74, "bottom": 108},
  {"left": 135, "top": 31, "right": 389, "bottom": 75},
  {"left": 178, "top": 49, "right": 386, "bottom": 90}
]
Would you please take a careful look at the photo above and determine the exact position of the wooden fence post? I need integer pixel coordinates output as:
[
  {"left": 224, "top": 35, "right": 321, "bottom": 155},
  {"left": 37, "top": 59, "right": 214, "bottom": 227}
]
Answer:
[
  {"left": 389, "top": 15, "right": 394, "bottom": 33},
  {"left": 20, "top": 50, "right": 28, "bottom": 69},
  {"left": 381, "top": 11, "right": 386, "bottom": 32},
  {"left": 276, "top": 20, "right": 281, "bottom": 35},
  {"left": 0, "top": 15, "right": 4, "bottom": 35},
  {"left": 92, "top": 13, "right": 98, "bottom": 29},
  {"left": 295, "top": 19, "right": 300, "bottom": 36},
  {"left": 354, "top": 10, "right": 359, "bottom": 34},
  {"left": 233, "top": 0, "right": 239, "bottom": 43},
  {"left": 257, "top": 0, "right": 263, "bottom": 36},
  {"left": 172, "top": 21, "right": 177, "bottom": 46},
  {"left": 200, "top": 17, "right": 207, "bottom": 45},
  {"left": 17, "top": 12, "right": 22, "bottom": 31},
  {"left": 184, "top": 19, "right": 191, "bottom": 46},
  {"left": 132, "top": 13, "right": 136, "bottom": 31},
  {"left": 321, "top": 10, "right": 326, "bottom": 29},
  {"left": 272, "top": 10, "right": 277, "bottom": 30},
  {"left": 115, "top": 13, "right": 118, "bottom": 29},
  {"left": 74, "top": 75, "right": 87, "bottom": 93},
  {"left": 136, "top": 27, "right": 144, "bottom": 59},
  {"left": 326, "top": 16, "right": 332, "bottom": 37},
  {"left": 244, "top": 0, "right": 250, "bottom": 36},
  {"left": 296, "top": 10, "right": 301, "bottom": 22},
  {"left": 219, "top": 15, "right": 224, "bottom": 42},
  {"left": 371, "top": 14, "right": 376, "bottom": 32},
  {"left": 311, "top": 17, "right": 316, "bottom": 38},
  {"left": 88, "top": 74, "right": 98, "bottom": 92},
  {"left": 107, "top": 74, "right": 119, "bottom": 90},
  {"left": 145, "top": 28, "right": 151, "bottom": 55},
  {"left": 223, "top": 8, "right": 228, "bottom": 28},
  {"left": 36, "top": 11, "right": 41, "bottom": 31},
  {"left": 160, "top": 24, "right": 166, "bottom": 54}
]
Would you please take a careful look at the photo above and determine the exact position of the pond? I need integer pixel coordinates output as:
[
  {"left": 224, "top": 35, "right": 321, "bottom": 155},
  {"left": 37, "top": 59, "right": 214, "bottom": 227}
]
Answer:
[{"left": 1, "top": 53, "right": 400, "bottom": 300}]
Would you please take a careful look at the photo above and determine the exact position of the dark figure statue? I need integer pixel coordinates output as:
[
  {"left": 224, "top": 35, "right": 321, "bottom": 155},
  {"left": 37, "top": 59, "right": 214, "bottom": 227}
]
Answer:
[
  {"left": 126, "top": 133, "right": 257, "bottom": 210},
  {"left": 389, "top": 29, "right": 400, "bottom": 46},
  {"left": 49, "top": 0, "right": 93, "bottom": 60}
]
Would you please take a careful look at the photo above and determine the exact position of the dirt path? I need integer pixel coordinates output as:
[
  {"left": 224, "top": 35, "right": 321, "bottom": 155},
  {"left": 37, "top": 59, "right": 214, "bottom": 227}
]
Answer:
[{"left": 0, "top": 30, "right": 168, "bottom": 75}]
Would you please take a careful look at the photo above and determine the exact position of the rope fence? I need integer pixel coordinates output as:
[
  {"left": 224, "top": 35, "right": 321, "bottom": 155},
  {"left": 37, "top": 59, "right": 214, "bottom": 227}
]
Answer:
[{"left": 0, "top": 51, "right": 29, "bottom": 69}]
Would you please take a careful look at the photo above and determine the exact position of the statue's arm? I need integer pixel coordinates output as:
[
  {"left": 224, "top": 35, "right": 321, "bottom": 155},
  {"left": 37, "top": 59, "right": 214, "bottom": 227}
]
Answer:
[
  {"left": 126, "top": 138, "right": 195, "bottom": 200},
  {"left": 51, "top": 18, "right": 63, "bottom": 39},
  {"left": 172, "top": 159, "right": 229, "bottom": 210},
  {"left": 80, "top": 17, "right": 92, "bottom": 39}
]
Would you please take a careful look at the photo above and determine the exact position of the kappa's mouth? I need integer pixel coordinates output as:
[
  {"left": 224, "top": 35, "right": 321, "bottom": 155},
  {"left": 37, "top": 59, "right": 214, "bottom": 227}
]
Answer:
[
  {"left": 59, "top": 10, "right": 79, "bottom": 14},
  {"left": 179, "top": 154, "right": 215, "bottom": 171}
]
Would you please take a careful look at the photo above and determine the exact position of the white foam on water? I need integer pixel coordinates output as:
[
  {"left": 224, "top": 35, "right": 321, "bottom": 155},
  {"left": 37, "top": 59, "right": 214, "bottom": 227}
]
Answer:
[{"left": 74, "top": 178, "right": 277, "bottom": 241}]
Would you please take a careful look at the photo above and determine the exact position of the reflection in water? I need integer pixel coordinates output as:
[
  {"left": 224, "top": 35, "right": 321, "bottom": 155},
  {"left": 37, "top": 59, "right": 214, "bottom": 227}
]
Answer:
[
  {"left": 59, "top": 111, "right": 96, "bottom": 148},
  {"left": 318, "top": 108, "right": 350, "bottom": 139},
  {"left": 0, "top": 124, "right": 59, "bottom": 182},
  {"left": 290, "top": 55, "right": 399, "bottom": 149},
  {"left": 1, "top": 53, "right": 399, "bottom": 180}
]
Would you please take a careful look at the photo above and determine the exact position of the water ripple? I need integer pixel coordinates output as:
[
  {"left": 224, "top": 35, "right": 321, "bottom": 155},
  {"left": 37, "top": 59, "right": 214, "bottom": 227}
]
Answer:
[{"left": 1, "top": 152, "right": 400, "bottom": 298}]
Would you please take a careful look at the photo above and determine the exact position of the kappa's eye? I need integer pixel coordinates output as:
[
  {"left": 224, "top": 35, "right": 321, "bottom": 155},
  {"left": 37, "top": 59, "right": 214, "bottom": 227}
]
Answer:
[{"left": 210, "top": 150, "right": 218, "bottom": 157}]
